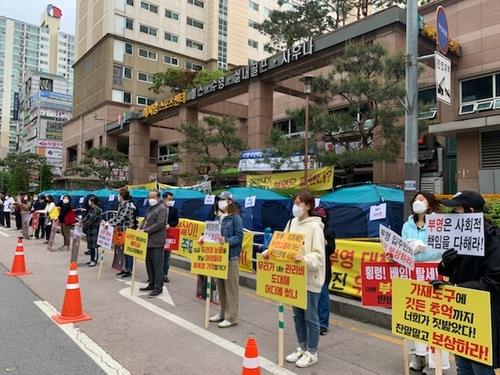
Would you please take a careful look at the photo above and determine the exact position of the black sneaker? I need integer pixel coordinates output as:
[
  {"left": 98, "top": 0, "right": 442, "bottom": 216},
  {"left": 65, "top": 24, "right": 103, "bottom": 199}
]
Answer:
[
  {"left": 84, "top": 250, "right": 91, "bottom": 255},
  {"left": 320, "top": 327, "right": 328, "bottom": 336},
  {"left": 148, "top": 290, "right": 162, "bottom": 297},
  {"left": 164, "top": 275, "right": 169, "bottom": 283},
  {"left": 139, "top": 286, "right": 154, "bottom": 292},
  {"left": 121, "top": 272, "right": 131, "bottom": 278},
  {"left": 116, "top": 270, "right": 126, "bottom": 276}
]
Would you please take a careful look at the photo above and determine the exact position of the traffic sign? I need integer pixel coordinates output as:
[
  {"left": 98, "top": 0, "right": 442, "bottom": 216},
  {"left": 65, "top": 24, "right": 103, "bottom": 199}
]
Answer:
[
  {"left": 436, "top": 6, "right": 449, "bottom": 55},
  {"left": 435, "top": 52, "right": 451, "bottom": 105}
]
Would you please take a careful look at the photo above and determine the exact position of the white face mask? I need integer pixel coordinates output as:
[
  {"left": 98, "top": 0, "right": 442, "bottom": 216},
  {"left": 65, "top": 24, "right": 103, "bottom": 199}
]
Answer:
[
  {"left": 412, "top": 200, "right": 428, "bottom": 214},
  {"left": 62, "top": 199, "right": 69, "bottom": 204},
  {"left": 165, "top": 200, "right": 174, "bottom": 207},
  {"left": 33, "top": 196, "right": 38, "bottom": 201},
  {"left": 218, "top": 200, "right": 228, "bottom": 211},
  {"left": 292, "top": 204, "right": 305, "bottom": 218},
  {"left": 148, "top": 198, "right": 158, "bottom": 207}
]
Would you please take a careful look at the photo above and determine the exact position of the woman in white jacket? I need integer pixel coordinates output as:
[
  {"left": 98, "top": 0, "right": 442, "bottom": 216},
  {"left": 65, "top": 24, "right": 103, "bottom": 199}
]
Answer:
[{"left": 265, "top": 190, "right": 325, "bottom": 368}]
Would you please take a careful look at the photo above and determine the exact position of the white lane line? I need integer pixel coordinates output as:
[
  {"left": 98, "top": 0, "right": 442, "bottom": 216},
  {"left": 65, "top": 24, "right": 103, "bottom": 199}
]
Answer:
[
  {"left": 34, "top": 300, "right": 131, "bottom": 375},
  {"left": 0, "top": 229, "right": 9, "bottom": 237},
  {"left": 118, "top": 288, "right": 298, "bottom": 375}
]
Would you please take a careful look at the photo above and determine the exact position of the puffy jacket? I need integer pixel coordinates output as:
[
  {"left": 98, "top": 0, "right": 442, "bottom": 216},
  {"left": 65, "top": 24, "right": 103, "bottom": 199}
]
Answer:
[
  {"left": 401, "top": 215, "right": 442, "bottom": 262},
  {"left": 220, "top": 214, "right": 243, "bottom": 259}
]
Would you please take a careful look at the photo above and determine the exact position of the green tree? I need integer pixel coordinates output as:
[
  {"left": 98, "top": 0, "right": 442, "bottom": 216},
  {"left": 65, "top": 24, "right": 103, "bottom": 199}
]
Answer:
[
  {"left": 39, "top": 163, "right": 54, "bottom": 191},
  {"left": 0, "top": 153, "right": 48, "bottom": 194},
  {"left": 150, "top": 69, "right": 226, "bottom": 94},
  {"left": 76, "top": 147, "right": 129, "bottom": 181},
  {"left": 178, "top": 116, "right": 246, "bottom": 184}
]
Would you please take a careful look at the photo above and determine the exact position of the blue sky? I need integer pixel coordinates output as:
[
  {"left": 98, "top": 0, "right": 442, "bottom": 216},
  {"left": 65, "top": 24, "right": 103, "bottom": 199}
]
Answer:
[{"left": 0, "top": 0, "right": 76, "bottom": 34}]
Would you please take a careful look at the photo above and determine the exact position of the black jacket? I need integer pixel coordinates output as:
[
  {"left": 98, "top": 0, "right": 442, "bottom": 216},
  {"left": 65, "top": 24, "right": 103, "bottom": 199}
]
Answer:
[
  {"left": 438, "top": 223, "right": 500, "bottom": 368},
  {"left": 324, "top": 228, "right": 336, "bottom": 285},
  {"left": 167, "top": 205, "right": 179, "bottom": 228}
]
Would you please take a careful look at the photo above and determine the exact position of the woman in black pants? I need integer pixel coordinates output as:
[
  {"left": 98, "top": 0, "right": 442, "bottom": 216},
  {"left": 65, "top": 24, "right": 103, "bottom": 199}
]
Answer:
[{"left": 43, "top": 195, "right": 56, "bottom": 243}]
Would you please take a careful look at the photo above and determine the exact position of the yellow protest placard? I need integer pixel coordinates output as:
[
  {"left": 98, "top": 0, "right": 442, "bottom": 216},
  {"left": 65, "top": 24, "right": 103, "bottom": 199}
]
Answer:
[
  {"left": 392, "top": 278, "right": 492, "bottom": 366},
  {"left": 256, "top": 254, "right": 307, "bottom": 309},
  {"left": 246, "top": 167, "right": 334, "bottom": 192},
  {"left": 191, "top": 242, "right": 229, "bottom": 279},
  {"left": 267, "top": 231, "right": 304, "bottom": 261},
  {"left": 239, "top": 232, "right": 254, "bottom": 273},
  {"left": 178, "top": 219, "right": 206, "bottom": 259},
  {"left": 124, "top": 229, "right": 148, "bottom": 262}
]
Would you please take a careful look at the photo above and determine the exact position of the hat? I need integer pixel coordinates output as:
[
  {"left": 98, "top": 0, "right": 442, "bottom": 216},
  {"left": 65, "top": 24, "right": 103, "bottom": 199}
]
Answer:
[
  {"left": 440, "top": 191, "right": 485, "bottom": 211},
  {"left": 218, "top": 191, "right": 233, "bottom": 200}
]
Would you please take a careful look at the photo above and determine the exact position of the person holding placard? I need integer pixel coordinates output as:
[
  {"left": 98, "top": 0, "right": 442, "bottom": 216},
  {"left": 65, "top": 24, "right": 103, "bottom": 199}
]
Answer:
[
  {"left": 438, "top": 191, "right": 500, "bottom": 374},
  {"left": 41, "top": 195, "right": 57, "bottom": 243},
  {"left": 81, "top": 197, "right": 103, "bottom": 267},
  {"left": 209, "top": 191, "right": 243, "bottom": 328},
  {"left": 162, "top": 191, "right": 179, "bottom": 283}
]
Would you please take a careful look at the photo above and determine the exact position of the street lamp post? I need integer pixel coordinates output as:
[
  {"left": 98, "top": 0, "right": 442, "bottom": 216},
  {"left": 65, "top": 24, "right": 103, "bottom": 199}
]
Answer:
[{"left": 300, "top": 75, "right": 313, "bottom": 189}]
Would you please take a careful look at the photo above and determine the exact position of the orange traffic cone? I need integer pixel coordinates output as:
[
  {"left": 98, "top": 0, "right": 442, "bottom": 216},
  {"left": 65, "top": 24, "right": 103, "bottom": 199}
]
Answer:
[
  {"left": 5, "top": 237, "right": 32, "bottom": 276},
  {"left": 242, "top": 337, "right": 261, "bottom": 375},
  {"left": 52, "top": 262, "right": 91, "bottom": 324}
]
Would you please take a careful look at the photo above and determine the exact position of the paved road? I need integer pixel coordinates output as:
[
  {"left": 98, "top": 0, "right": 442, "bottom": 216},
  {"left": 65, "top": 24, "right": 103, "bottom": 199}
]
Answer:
[{"left": 0, "top": 227, "right": 456, "bottom": 375}]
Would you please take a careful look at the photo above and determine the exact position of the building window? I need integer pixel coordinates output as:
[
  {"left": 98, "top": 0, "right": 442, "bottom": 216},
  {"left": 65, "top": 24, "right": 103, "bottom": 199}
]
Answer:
[
  {"left": 123, "top": 92, "right": 131, "bottom": 103},
  {"left": 137, "top": 96, "right": 156, "bottom": 106},
  {"left": 481, "top": 130, "right": 500, "bottom": 169},
  {"left": 123, "top": 66, "right": 132, "bottom": 79},
  {"left": 418, "top": 88, "right": 437, "bottom": 120},
  {"left": 187, "top": 17, "right": 204, "bottom": 29},
  {"left": 248, "top": 19, "right": 259, "bottom": 30},
  {"left": 140, "top": 24, "right": 158, "bottom": 37},
  {"left": 249, "top": 0, "right": 259, "bottom": 11},
  {"left": 138, "top": 48, "right": 157, "bottom": 60},
  {"left": 125, "top": 18, "right": 134, "bottom": 30},
  {"left": 248, "top": 39, "right": 258, "bottom": 49},
  {"left": 273, "top": 118, "right": 302, "bottom": 136},
  {"left": 138, "top": 72, "right": 155, "bottom": 83},
  {"left": 126, "top": 0, "right": 133, "bottom": 5},
  {"left": 186, "top": 39, "right": 203, "bottom": 50},
  {"left": 164, "top": 55, "right": 179, "bottom": 66},
  {"left": 158, "top": 144, "right": 178, "bottom": 161},
  {"left": 188, "top": 0, "right": 204, "bottom": 8},
  {"left": 165, "top": 9, "right": 179, "bottom": 20},
  {"left": 186, "top": 61, "right": 203, "bottom": 71},
  {"left": 125, "top": 42, "right": 133, "bottom": 55},
  {"left": 140, "top": 1, "right": 158, "bottom": 13},
  {"left": 264, "top": 44, "right": 273, "bottom": 53},
  {"left": 112, "top": 89, "right": 132, "bottom": 104},
  {"left": 165, "top": 32, "right": 179, "bottom": 43},
  {"left": 459, "top": 73, "right": 500, "bottom": 115}
]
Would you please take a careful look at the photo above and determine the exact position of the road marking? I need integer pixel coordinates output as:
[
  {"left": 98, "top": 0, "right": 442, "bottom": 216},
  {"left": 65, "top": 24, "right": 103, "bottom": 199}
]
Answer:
[
  {"left": 0, "top": 229, "right": 9, "bottom": 237},
  {"left": 114, "top": 278, "right": 176, "bottom": 306},
  {"left": 34, "top": 300, "right": 131, "bottom": 375},
  {"left": 119, "top": 287, "right": 298, "bottom": 375}
]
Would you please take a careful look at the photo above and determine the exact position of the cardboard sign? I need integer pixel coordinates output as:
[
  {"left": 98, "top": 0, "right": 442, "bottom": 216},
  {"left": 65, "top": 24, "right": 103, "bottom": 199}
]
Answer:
[
  {"left": 108, "top": 194, "right": 115, "bottom": 202},
  {"left": 31, "top": 211, "right": 40, "bottom": 230},
  {"left": 392, "top": 278, "right": 492, "bottom": 366},
  {"left": 245, "top": 196, "right": 256, "bottom": 208},
  {"left": 267, "top": 231, "right": 304, "bottom": 261},
  {"left": 369, "top": 203, "right": 387, "bottom": 221},
  {"left": 239, "top": 232, "right": 254, "bottom": 273},
  {"left": 164, "top": 227, "right": 180, "bottom": 251},
  {"left": 379, "top": 225, "right": 415, "bottom": 270},
  {"left": 256, "top": 253, "right": 307, "bottom": 309},
  {"left": 361, "top": 262, "right": 442, "bottom": 308},
  {"left": 79, "top": 197, "right": 85, "bottom": 204},
  {"left": 203, "top": 220, "right": 221, "bottom": 243},
  {"left": 191, "top": 242, "right": 229, "bottom": 279},
  {"left": 204, "top": 195, "right": 215, "bottom": 205},
  {"left": 97, "top": 224, "right": 114, "bottom": 249},
  {"left": 124, "top": 229, "right": 148, "bottom": 261},
  {"left": 178, "top": 219, "right": 206, "bottom": 259},
  {"left": 426, "top": 213, "right": 484, "bottom": 256}
]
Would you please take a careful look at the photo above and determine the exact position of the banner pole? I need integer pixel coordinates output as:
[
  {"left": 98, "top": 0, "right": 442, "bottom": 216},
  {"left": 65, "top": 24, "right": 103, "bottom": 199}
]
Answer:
[
  {"left": 205, "top": 276, "right": 211, "bottom": 329},
  {"left": 403, "top": 339, "right": 410, "bottom": 375},
  {"left": 97, "top": 248, "right": 104, "bottom": 280},
  {"left": 278, "top": 303, "right": 285, "bottom": 367},
  {"left": 130, "top": 257, "right": 136, "bottom": 296},
  {"left": 434, "top": 348, "right": 443, "bottom": 375}
]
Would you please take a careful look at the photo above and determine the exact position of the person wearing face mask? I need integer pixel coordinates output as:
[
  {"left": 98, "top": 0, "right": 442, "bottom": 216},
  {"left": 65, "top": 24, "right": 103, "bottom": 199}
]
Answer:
[
  {"left": 32, "top": 194, "right": 46, "bottom": 239},
  {"left": 162, "top": 191, "right": 179, "bottom": 283},
  {"left": 401, "top": 192, "right": 450, "bottom": 373},
  {"left": 57, "top": 195, "right": 76, "bottom": 251},
  {"left": 438, "top": 191, "right": 500, "bottom": 375},
  {"left": 139, "top": 190, "right": 168, "bottom": 297},
  {"left": 81, "top": 197, "right": 103, "bottom": 267},
  {"left": 18, "top": 193, "right": 32, "bottom": 239},
  {"left": 42, "top": 195, "right": 56, "bottom": 243},
  {"left": 209, "top": 191, "right": 243, "bottom": 328},
  {"left": 2, "top": 193, "right": 14, "bottom": 229},
  {"left": 264, "top": 190, "right": 325, "bottom": 368}
]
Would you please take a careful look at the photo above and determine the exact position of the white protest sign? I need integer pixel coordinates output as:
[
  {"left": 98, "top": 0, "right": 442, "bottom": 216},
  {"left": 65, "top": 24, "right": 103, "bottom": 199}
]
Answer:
[
  {"left": 204, "top": 195, "right": 215, "bottom": 205},
  {"left": 245, "top": 196, "right": 256, "bottom": 208},
  {"left": 79, "top": 197, "right": 85, "bottom": 204},
  {"left": 97, "top": 223, "right": 114, "bottom": 249},
  {"left": 435, "top": 52, "right": 451, "bottom": 105},
  {"left": 315, "top": 198, "right": 320, "bottom": 207},
  {"left": 379, "top": 224, "right": 415, "bottom": 270},
  {"left": 369, "top": 203, "right": 387, "bottom": 221},
  {"left": 203, "top": 220, "right": 221, "bottom": 243},
  {"left": 426, "top": 213, "right": 484, "bottom": 256},
  {"left": 108, "top": 194, "right": 115, "bottom": 202}
]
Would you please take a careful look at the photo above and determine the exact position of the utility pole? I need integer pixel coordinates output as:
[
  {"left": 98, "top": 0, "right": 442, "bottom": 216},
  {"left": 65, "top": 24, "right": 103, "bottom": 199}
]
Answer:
[{"left": 404, "top": 0, "right": 420, "bottom": 217}]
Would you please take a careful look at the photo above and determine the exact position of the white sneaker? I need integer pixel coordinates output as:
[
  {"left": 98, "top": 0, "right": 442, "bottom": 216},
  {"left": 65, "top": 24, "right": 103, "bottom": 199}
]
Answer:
[
  {"left": 409, "top": 355, "right": 426, "bottom": 371},
  {"left": 218, "top": 319, "right": 236, "bottom": 328},
  {"left": 286, "top": 347, "right": 305, "bottom": 363},
  {"left": 295, "top": 351, "right": 318, "bottom": 368},
  {"left": 209, "top": 313, "right": 223, "bottom": 322}
]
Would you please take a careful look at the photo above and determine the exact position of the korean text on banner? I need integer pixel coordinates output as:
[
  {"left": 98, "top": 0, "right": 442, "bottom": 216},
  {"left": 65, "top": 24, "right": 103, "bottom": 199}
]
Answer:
[
  {"left": 267, "top": 231, "right": 305, "bottom": 261},
  {"left": 426, "top": 213, "right": 485, "bottom": 256},
  {"left": 392, "top": 278, "right": 492, "bottom": 366},
  {"left": 330, "top": 240, "right": 385, "bottom": 297},
  {"left": 239, "top": 232, "right": 254, "bottom": 273},
  {"left": 256, "top": 253, "right": 307, "bottom": 309},
  {"left": 124, "top": 229, "right": 148, "bottom": 261},
  {"left": 97, "top": 224, "right": 114, "bottom": 249},
  {"left": 165, "top": 227, "right": 180, "bottom": 251},
  {"left": 361, "top": 262, "right": 442, "bottom": 308},
  {"left": 191, "top": 242, "right": 229, "bottom": 279},
  {"left": 246, "top": 166, "right": 334, "bottom": 191},
  {"left": 178, "top": 219, "right": 205, "bottom": 259},
  {"left": 379, "top": 225, "right": 415, "bottom": 270},
  {"left": 203, "top": 221, "right": 221, "bottom": 243}
]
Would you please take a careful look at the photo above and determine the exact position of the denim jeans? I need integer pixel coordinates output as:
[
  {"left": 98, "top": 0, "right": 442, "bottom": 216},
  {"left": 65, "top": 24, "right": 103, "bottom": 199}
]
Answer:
[
  {"left": 124, "top": 254, "right": 133, "bottom": 272},
  {"left": 163, "top": 250, "right": 171, "bottom": 276},
  {"left": 456, "top": 356, "right": 495, "bottom": 375},
  {"left": 292, "top": 290, "right": 321, "bottom": 353},
  {"left": 318, "top": 283, "right": 330, "bottom": 329}
]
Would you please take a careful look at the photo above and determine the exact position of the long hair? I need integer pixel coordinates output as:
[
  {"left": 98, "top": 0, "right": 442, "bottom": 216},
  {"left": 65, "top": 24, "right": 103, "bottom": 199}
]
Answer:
[
  {"left": 410, "top": 191, "right": 441, "bottom": 222},
  {"left": 119, "top": 188, "right": 131, "bottom": 201},
  {"left": 227, "top": 199, "right": 241, "bottom": 216}
]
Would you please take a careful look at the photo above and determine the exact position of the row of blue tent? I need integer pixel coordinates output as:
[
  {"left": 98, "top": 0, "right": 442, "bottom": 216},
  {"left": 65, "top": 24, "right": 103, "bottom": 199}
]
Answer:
[{"left": 40, "top": 183, "right": 404, "bottom": 238}]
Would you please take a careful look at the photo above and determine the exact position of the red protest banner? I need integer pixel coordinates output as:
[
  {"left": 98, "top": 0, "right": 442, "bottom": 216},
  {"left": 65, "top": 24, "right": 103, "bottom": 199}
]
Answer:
[
  {"left": 31, "top": 212, "right": 40, "bottom": 230},
  {"left": 361, "top": 261, "right": 443, "bottom": 308},
  {"left": 165, "top": 227, "right": 180, "bottom": 251}
]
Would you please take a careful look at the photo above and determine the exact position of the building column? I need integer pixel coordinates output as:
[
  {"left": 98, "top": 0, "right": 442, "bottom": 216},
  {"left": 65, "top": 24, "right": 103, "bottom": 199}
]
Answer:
[
  {"left": 128, "top": 120, "right": 150, "bottom": 184},
  {"left": 178, "top": 107, "right": 198, "bottom": 185},
  {"left": 247, "top": 81, "right": 273, "bottom": 149}
]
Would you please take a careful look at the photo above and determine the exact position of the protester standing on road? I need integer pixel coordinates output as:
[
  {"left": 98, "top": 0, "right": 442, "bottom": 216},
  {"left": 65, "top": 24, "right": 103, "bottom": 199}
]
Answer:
[
  {"left": 32, "top": 194, "right": 46, "bottom": 239},
  {"left": 0, "top": 192, "right": 5, "bottom": 227},
  {"left": 209, "top": 191, "right": 243, "bottom": 328},
  {"left": 41, "top": 195, "right": 57, "bottom": 243},
  {"left": 81, "top": 197, "right": 103, "bottom": 267},
  {"left": 438, "top": 191, "right": 500, "bottom": 375},
  {"left": 401, "top": 192, "right": 450, "bottom": 373},
  {"left": 18, "top": 194, "right": 32, "bottom": 239},
  {"left": 13, "top": 194, "right": 23, "bottom": 230},
  {"left": 162, "top": 191, "right": 179, "bottom": 283},
  {"left": 57, "top": 195, "right": 75, "bottom": 251},
  {"left": 108, "top": 188, "right": 137, "bottom": 278},
  {"left": 140, "top": 190, "right": 168, "bottom": 297},
  {"left": 2, "top": 193, "right": 14, "bottom": 229}
]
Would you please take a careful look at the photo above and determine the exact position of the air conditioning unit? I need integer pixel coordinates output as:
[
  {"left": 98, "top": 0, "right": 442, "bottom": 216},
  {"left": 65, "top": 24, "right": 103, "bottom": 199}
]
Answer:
[{"left": 420, "top": 176, "right": 444, "bottom": 194}]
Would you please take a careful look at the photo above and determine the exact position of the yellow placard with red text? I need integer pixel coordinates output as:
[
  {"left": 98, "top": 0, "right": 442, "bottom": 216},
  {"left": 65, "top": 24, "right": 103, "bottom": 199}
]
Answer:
[
  {"left": 178, "top": 219, "right": 206, "bottom": 259},
  {"left": 392, "top": 278, "right": 492, "bottom": 365},
  {"left": 124, "top": 229, "right": 148, "bottom": 261},
  {"left": 239, "top": 232, "right": 254, "bottom": 273},
  {"left": 267, "top": 231, "right": 304, "bottom": 261},
  {"left": 247, "top": 167, "right": 334, "bottom": 192},
  {"left": 191, "top": 242, "right": 229, "bottom": 279}
]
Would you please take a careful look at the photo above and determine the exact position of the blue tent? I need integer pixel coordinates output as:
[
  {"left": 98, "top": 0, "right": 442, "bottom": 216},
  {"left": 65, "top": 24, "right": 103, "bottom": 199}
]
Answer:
[
  {"left": 160, "top": 188, "right": 208, "bottom": 220},
  {"left": 66, "top": 189, "right": 91, "bottom": 209},
  {"left": 92, "top": 188, "right": 119, "bottom": 212},
  {"left": 320, "top": 183, "right": 404, "bottom": 238}
]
